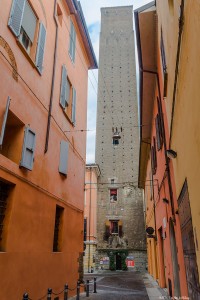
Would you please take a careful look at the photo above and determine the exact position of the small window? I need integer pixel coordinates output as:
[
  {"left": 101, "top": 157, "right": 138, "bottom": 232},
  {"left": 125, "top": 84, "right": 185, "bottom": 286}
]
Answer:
[
  {"left": 60, "top": 66, "right": 76, "bottom": 125},
  {"left": 111, "top": 179, "right": 115, "bottom": 185},
  {"left": 0, "top": 100, "right": 24, "bottom": 165},
  {"left": 0, "top": 180, "right": 14, "bottom": 252},
  {"left": 53, "top": 205, "right": 64, "bottom": 252},
  {"left": 110, "top": 221, "right": 118, "bottom": 234},
  {"left": 69, "top": 19, "right": 76, "bottom": 63},
  {"left": 110, "top": 189, "right": 117, "bottom": 202}
]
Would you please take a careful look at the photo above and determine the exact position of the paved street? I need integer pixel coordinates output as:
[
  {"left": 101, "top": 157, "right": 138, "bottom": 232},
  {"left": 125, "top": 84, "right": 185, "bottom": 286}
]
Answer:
[{"left": 70, "top": 270, "right": 169, "bottom": 300}]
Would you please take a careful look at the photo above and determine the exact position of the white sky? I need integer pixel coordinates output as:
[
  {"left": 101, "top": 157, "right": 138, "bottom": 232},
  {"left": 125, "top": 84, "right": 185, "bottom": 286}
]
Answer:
[{"left": 79, "top": 0, "right": 152, "bottom": 163}]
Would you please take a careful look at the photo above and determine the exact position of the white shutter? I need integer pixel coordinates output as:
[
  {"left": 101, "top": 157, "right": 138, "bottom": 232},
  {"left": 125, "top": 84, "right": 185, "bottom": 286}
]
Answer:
[
  {"left": 60, "top": 65, "right": 67, "bottom": 109},
  {"left": 69, "top": 20, "right": 73, "bottom": 59},
  {"left": 21, "top": 0, "right": 37, "bottom": 42},
  {"left": 59, "top": 140, "right": 69, "bottom": 176},
  {"left": 35, "top": 23, "right": 46, "bottom": 74},
  {"left": 20, "top": 127, "right": 36, "bottom": 170},
  {"left": 72, "top": 87, "right": 76, "bottom": 125},
  {"left": 72, "top": 26, "right": 76, "bottom": 62},
  {"left": 0, "top": 97, "right": 11, "bottom": 147},
  {"left": 8, "top": 0, "right": 26, "bottom": 37}
]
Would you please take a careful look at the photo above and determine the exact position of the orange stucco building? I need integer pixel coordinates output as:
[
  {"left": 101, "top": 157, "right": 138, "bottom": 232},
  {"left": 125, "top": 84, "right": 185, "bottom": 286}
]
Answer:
[
  {"left": 0, "top": 0, "right": 97, "bottom": 299},
  {"left": 84, "top": 164, "right": 100, "bottom": 273},
  {"left": 135, "top": 2, "right": 188, "bottom": 298}
]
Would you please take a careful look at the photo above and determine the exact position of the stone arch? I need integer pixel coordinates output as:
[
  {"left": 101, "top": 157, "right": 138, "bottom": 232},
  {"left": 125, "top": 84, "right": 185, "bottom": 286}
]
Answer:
[{"left": 0, "top": 36, "right": 18, "bottom": 81}]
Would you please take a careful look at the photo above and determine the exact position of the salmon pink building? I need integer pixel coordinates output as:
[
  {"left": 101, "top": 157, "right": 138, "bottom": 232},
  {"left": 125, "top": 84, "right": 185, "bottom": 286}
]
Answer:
[
  {"left": 84, "top": 164, "right": 100, "bottom": 273},
  {"left": 0, "top": 0, "right": 97, "bottom": 299},
  {"left": 135, "top": 2, "right": 188, "bottom": 298}
]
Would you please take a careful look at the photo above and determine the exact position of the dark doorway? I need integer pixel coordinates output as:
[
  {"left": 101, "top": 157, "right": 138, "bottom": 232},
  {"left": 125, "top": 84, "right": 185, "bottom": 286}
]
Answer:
[
  {"left": 116, "top": 254, "right": 122, "bottom": 270},
  {"left": 178, "top": 181, "right": 200, "bottom": 299}
]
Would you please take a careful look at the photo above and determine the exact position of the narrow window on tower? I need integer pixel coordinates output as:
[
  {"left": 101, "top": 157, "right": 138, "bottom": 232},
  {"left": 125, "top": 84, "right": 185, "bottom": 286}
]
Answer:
[
  {"left": 110, "top": 189, "right": 117, "bottom": 202},
  {"left": 110, "top": 220, "right": 118, "bottom": 234},
  {"left": 53, "top": 205, "right": 64, "bottom": 252}
]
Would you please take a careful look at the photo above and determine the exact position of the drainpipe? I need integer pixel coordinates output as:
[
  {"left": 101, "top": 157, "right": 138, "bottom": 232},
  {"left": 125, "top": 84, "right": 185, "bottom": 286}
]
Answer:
[
  {"left": 88, "top": 167, "right": 92, "bottom": 273},
  {"left": 169, "top": 0, "right": 185, "bottom": 146},
  {"left": 44, "top": 0, "right": 58, "bottom": 153}
]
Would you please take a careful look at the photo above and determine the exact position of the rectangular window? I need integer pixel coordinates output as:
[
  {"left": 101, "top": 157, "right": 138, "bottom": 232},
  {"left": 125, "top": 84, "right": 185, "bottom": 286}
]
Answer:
[
  {"left": 110, "top": 189, "right": 117, "bottom": 202},
  {"left": 160, "top": 30, "right": 168, "bottom": 97},
  {"left": 0, "top": 99, "right": 26, "bottom": 165},
  {"left": 110, "top": 221, "right": 118, "bottom": 234},
  {"left": 69, "top": 19, "right": 76, "bottom": 63},
  {"left": 0, "top": 180, "right": 14, "bottom": 252},
  {"left": 53, "top": 205, "right": 64, "bottom": 252},
  {"left": 151, "top": 138, "right": 157, "bottom": 175},
  {"left": 8, "top": 0, "right": 46, "bottom": 73},
  {"left": 60, "top": 65, "right": 76, "bottom": 125},
  {"left": 156, "top": 97, "right": 164, "bottom": 151},
  {"left": 59, "top": 140, "right": 69, "bottom": 176}
]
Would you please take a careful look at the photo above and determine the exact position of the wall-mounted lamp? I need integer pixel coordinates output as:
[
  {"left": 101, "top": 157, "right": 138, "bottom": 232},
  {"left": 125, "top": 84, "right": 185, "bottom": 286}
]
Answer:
[
  {"left": 166, "top": 149, "right": 177, "bottom": 159},
  {"left": 163, "top": 198, "right": 169, "bottom": 204}
]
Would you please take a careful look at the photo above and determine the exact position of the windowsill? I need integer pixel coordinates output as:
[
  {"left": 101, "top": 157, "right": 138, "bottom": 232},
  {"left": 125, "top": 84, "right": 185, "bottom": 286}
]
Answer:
[{"left": 16, "top": 39, "right": 41, "bottom": 75}]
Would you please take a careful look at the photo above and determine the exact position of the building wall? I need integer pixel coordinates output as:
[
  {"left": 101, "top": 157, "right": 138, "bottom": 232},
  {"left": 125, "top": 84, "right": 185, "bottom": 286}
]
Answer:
[
  {"left": 95, "top": 6, "right": 146, "bottom": 271},
  {"left": 162, "top": 0, "right": 200, "bottom": 281},
  {"left": 84, "top": 164, "right": 100, "bottom": 272},
  {"left": 0, "top": 0, "right": 94, "bottom": 299}
]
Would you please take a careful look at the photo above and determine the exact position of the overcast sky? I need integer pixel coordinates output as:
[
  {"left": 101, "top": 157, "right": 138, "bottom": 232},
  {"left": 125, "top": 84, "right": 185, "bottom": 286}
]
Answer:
[{"left": 79, "top": 0, "right": 151, "bottom": 163}]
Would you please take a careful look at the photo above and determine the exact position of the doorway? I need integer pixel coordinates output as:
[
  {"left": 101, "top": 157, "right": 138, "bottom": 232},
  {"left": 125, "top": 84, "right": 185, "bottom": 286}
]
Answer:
[{"left": 116, "top": 254, "right": 122, "bottom": 270}]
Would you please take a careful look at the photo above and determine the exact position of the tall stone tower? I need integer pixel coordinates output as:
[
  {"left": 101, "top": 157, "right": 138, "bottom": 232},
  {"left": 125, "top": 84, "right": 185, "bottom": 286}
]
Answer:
[{"left": 95, "top": 6, "right": 146, "bottom": 271}]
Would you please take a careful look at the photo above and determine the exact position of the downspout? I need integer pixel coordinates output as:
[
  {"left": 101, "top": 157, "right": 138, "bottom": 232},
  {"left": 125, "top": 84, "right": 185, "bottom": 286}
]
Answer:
[
  {"left": 169, "top": 0, "right": 185, "bottom": 146},
  {"left": 44, "top": 0, "right": 58, "bottom": 153}
]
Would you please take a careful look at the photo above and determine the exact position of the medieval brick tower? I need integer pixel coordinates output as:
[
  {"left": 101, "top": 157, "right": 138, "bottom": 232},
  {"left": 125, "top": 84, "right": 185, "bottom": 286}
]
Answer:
[{"left": 95, "top": 6, "right": 146, "bottom": 271}]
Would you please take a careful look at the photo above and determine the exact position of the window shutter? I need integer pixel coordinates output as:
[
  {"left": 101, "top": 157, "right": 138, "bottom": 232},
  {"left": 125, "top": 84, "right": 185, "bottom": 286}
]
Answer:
[
  {"left": 72, "top": 27, "right": 76, "bottom": 62},
  {"left": 59, "top": 140, "right": 69, "bottom": 175},
  {"left": 60, "top": 66, "right": 67, "bottom": 109},
  {"left": 35, "top": 23, "right": 46, "bottom": 74},
  {"left": 155, "top": 115, "right": 161, "bottom": 151},
  {"left": 21, "top": 0, "right": 37, "bottom": 42},
  {"left": 69, "top": 20, "right": 73, "bottom": 59},
  {"left": 20, "top": 127, "right": 36, "bottom": 170},
  {"left": 0, "top": 97, "right": 11, "bottom": 147},
  {"left": 8, "top": 0, "right": 26, "bottom": 37},
  {"left": 72, "top": 87, "right": 76, "bottom": 125}
]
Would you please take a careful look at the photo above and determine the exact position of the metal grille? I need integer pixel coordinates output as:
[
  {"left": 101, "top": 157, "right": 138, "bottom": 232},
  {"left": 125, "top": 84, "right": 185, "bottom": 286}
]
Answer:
[
  {"left": 178, "top": 181, "right": 200, "bottom": 299},
  {"left": 0, "top": 181, "right": 10, "bottom": 242}
]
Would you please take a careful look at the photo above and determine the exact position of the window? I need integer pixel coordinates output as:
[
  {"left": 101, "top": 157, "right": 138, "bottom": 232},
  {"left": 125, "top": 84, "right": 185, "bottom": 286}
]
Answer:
[
  {"left": 53, "top": 205, "right": 64, "bottom": 252},
  {"left": 69, "top": 19, "right": 76, "bottom": 63},
  {"left": 111, "top": 179, "right": 115, "bottom": 184},
  {"left": 8, "top": 0, "right": 46, "bottom": 73},
  {"left": 151, "top": 138, "right": 157, "bottom": 175},
  {"left": 0, "top": 180, "right": 14, "bottom": 252},
  {"left": 155, "top": 98, "right": 164, "bottom": 151},
  {"left": 110, "top": 189, "right": 117, "bottom": 202},
  {"left": 110, "top": 221, "right": 118, "bottom": 234},
  {"left": 160, "top": 30, "right": 168, "bottom": 97},
  {"left": 0, "top": 96, "right": 36, "bottom": 170},
  {"left": 60, "top": 65, "right": 76, "bottom": 125}
]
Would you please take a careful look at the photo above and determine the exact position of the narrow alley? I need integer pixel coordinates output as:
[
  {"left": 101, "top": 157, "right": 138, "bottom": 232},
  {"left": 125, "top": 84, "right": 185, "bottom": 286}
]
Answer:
[{"left": 70, "top": 271, "right": 169, "bottom": 300}]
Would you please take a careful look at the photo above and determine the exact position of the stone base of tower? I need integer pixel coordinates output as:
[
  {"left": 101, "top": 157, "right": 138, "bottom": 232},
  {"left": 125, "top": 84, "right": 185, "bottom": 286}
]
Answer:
[{"left": 95, "top": 248, "right": 147, "bottom": 272}]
